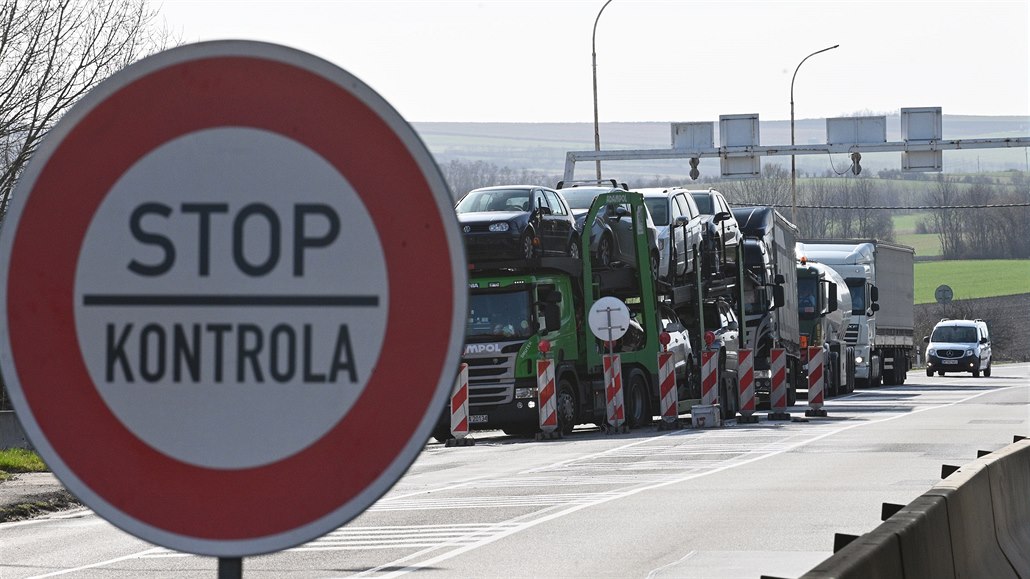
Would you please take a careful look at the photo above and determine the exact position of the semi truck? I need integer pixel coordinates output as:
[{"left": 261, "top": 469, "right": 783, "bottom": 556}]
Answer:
[
  {"left": 795, "top": 256, "right": 855, "bottom": 397},
  {"left": 732, "top": 206, "right": 800, "bottom": 406},
  {"left": 435, "top": 189, "right": 736, "bottom": 440},
  {"left": 796, "top": 240, "right": 915, "bottom": 387}
]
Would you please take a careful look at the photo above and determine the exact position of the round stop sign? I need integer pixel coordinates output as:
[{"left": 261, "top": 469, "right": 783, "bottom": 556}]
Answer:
[{"left": 0, "top": 41, "right": 466, "bottom": 556}]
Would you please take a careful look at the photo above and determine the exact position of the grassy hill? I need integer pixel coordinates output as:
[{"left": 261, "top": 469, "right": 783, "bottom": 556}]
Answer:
[{"left": 914, "top": 259, "right": 1030, "bottom": 304}]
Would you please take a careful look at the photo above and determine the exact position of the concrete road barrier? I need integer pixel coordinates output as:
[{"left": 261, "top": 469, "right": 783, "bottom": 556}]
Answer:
[
  {"left": 983, "top": 439, "right": 1030, "bottom": 576},
  {"left": 798, "top": 437, "right": 1030, "bottom": 579},
  {"left": 926, "top": 462, "right": 1018, "bottom": 578}
]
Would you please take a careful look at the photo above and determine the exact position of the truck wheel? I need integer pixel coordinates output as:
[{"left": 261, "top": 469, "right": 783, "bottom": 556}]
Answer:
[
  {"left": 718, "top": 354, "right": 738, "bottom": 420},
  {"left": 556, "top": 378, "right": 578, "bottom": 435},
  {"left": 431, "top": 426, "right": 453, "bottom": 444},
  {"left": 625, "top": 370, "right": 651, "bottom": 429}
]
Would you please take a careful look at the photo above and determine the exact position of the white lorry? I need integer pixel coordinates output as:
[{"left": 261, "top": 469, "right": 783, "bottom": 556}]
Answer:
[{"left": 795, "top": 240, "right": 915, "bottom": 387}]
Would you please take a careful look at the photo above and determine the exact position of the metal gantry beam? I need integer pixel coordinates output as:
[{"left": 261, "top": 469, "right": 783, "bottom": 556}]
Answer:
[{"left": 562, "top": 137, "right": 1030, "bottom": 181}]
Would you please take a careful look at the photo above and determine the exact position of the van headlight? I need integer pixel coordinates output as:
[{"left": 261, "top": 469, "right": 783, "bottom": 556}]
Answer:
[
  {"left": 927, "top": 349, "right": 935, "bottom": 356},
  {"left": 965, "top": 349, "right": 973, "bottom": 356}
]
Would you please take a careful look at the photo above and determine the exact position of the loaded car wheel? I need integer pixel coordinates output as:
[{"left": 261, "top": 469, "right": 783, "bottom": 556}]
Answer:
[
  {"left": 649, "top": 250, "right": 660, "bottom": 280},
  {"left": 520, "top": 233, "right": 535, "bottom": 260},
  {"left": 567, "top": 236, "right": 581, "bottom": 259},
  {"left": 596, "top": 234, "right": 613, "bottom": 267}
]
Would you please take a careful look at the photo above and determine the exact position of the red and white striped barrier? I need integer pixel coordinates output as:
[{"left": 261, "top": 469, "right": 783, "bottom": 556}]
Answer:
[
  {"left": 768, "top": 348, "right": 790, "bottom": 420},
  {"left": 658, "top": 351, "right": 678, "bottom": 425},
  {"left": 737, "top": 349, "right": 757, "bottom": 423},
  {"left": 701, "top": 350, "right": 718, "bottom": 406},
  {"left": 805, "top": 346, "right": 827, "bottom": 417},
  {"left": 446, "top": 363, "right": 474, "bottom": 446},
  {"left": 537, "top": 359, "right": 558, "bottom": 434},
  {"left": 604, "top": 353, "right": 625, "bottom": 431}
]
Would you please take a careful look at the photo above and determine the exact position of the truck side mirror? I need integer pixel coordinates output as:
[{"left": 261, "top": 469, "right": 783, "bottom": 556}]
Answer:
[
  {"left": 774, "top": 273, "right": 785, "bottom": 285},
  {"left": 869, "top": 303, "right": 880, "bottom": 315},
  {"left": 770, "top": 285, "right": 785, "bottom": 310},
  {"left": 870, "top": 285, "right": 879, "bottom": 303},
  {"left": 826, "top": 282, "right": 838, "bottom": 314}
]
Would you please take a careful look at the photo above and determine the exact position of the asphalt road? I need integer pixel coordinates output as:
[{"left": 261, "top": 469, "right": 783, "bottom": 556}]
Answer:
[{"left": 2, "top": 363, "right": 1027, "bottom": 578}]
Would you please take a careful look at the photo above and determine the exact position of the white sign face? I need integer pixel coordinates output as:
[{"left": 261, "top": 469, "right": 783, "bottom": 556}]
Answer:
[
  {"left": 76, "top": 128, "right": 388, "bottom": 469},
  {"left": 0, "top": 41, "right": 466, "bottom": 558},
  {"left": 588, "top": 296, "right": 631, "bottom": 341}
]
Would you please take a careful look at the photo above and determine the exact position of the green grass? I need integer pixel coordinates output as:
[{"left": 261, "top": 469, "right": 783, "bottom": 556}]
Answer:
[
  {"left": 0, "top": 448, "right": 47, "bottom": 481},
  {"left": 915, "top": 259, "right": 1030, "bottom": 304},
  {"left": 898, "top": 233, "right": 942, "bottom": 257},
  {"left": 893, "top": 212, "right": 932, "bottom": 235}
]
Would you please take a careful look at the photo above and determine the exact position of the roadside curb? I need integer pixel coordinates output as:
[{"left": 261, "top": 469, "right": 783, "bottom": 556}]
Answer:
[{"left": 0, "top": 473, "right": 81, "bottom": 523}]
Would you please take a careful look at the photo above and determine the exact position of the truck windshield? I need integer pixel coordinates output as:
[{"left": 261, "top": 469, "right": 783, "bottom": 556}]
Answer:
[
  {"left": 467, "top": 290, "right": 533, "bottom": 340},
  {"left": 797, "top": 277, "right": 819, "bottom": 319},
  {"left": 845, "top": 278, "right": 866, "bottom": 315}
]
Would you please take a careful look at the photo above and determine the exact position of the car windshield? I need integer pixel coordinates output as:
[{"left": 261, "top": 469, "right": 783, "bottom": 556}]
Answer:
[
  {"left": 456, "top": 189, "right": 530, "bottom": 214},
  {"left": 643, "top": 198, "right": 669, "bottom": 226},
  {"left": 931, "top": 325, "right": 978, "bottom": 343},
  {"left": 467, "top": 290, "right": 533, "bottom": 340},
  {"left": 691, "top": 194, "right": 713, "bottom": 214},
  {"left": 560, "top": 188, "right": 602, "bottom": 211}
]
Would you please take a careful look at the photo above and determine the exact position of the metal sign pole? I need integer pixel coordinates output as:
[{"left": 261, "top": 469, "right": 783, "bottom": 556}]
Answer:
[{"left": 218, "top": 557, "right": 242, "bottom": 579}]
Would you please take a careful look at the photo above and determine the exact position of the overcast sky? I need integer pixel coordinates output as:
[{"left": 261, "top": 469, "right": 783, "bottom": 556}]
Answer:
[{"left": 152, "top": 0, "right": 1029, "bottom": 124}]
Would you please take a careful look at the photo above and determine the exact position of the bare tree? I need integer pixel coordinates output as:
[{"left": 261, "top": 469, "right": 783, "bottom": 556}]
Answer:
[
  {"left": 719, "top": 163, "right": 792, "bottom": 207},
  {"left": 925, "top": 176, "right": 964, "bottom": 258},
  {"left": 0, "top": 0, "right": 170, "bottom": 216}
]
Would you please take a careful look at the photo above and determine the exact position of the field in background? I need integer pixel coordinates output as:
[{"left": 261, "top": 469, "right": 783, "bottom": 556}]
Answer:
[
  {"left": 893, "top": 211, "right": 942, "bottom": 258},
  {"left": 914, "top": 259, "right": 1030, "bottom": 304}
]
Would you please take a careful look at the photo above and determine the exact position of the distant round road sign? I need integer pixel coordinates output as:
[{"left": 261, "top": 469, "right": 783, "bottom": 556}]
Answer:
[
  {"left": 935, "top": 284, "right": 954, "bottom": 304},
  {"left": 588, "top": 296, "right": 631, "bottom": 342},
  {"left": 0, "top": 41, "right": 466, "bottom": 557}
]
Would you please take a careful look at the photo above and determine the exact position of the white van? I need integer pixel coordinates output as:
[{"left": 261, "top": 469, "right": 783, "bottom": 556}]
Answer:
[{"left": 924, "top": 318, "right": 992, "bottom": 377}]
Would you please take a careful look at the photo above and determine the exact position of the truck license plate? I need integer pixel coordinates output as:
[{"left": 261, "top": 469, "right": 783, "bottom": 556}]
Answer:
[
  {"left": 469, "top": 414, "right": 488, "bottom": 423},
  {"left": 942, "top": 359, "right": 958, "bottom": 365}
]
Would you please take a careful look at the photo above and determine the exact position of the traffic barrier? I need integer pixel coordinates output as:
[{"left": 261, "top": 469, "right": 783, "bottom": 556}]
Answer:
[
  {"left": 603, "top": 353, "right": 626, "bottom": 433},
  {"left": 535, "top": 359, "right": 560, "bottom": 440},
  {"left": 737, "top": 349, "right": 757, "bottom": 423},
  {"left": 984, "top": 438, "right": 1030, "bottom": 575},
  {"left": 797, "top": 437, "right": 1030, "bottom": 579},
  {"left": 445, "top": 363, "right": 474, "bottom": 447},
  {"left": 657, "top": 350, "right": 679, "bottom": 430},
  {"left": 767, "top": 348, "right": 790, "bottom": 421},
  {"left": 805, "top": 346, "right": 827, "bottom": 417},
  {"left": 926, "top": 462, "right": 1017, "bottom": 578},
  {"left": 700, "top": 350, "right": 718, "bottom": 406}
]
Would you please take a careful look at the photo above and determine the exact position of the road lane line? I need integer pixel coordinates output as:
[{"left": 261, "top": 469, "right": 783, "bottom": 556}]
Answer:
[
  {"left": 27, "top": 547, "right": 164, "bottom": 578},
  {"left": 357, "top": 386, "right": 1018, "bottom": 578}
]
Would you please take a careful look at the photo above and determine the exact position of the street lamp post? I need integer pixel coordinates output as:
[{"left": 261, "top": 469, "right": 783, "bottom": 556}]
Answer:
[
  {"left": 790, "top": 44, "right": 839, "bottom": 224},
  {"left": 592, "top": 0, "right": 614, "bottom": 181}
]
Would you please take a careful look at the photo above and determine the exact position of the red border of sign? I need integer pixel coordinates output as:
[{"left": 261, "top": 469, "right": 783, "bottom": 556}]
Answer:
[{"left": 4, "top": 47, "right": 457, "bottom": 546}]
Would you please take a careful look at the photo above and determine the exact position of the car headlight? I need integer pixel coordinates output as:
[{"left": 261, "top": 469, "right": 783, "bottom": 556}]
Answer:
[
  {"left": 489, "top": 222, "right": 510, "bottom": 232},
  {"left": 855, "top": 356, "right": 864, "bottom": 364},
  {"left": 927, "top": 349, "right": 935, "bottom": 356},
  {"left": 965, "top": 349, "right": 973, "bottom": 356}
]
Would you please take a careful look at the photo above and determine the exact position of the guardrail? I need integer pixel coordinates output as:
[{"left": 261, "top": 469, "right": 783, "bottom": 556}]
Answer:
[{"left": 784, "top": 435, "right": 1029, "bottom": 579}]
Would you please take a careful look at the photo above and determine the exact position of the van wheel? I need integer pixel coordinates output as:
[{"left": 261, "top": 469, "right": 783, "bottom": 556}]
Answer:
[
  {"left": 972, "top": 368, "right": 980, "bottom": 377},
  {"left": 926, "top": 368, "right": 933, "bottom": 377},
  {"left": 984, "top": 363, "right": 991, "bottom": 377}
]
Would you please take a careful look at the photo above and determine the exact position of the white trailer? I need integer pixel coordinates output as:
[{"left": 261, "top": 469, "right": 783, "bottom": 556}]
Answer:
[{"left": 795, "top": 240, "right": 915, "bottom": 386}]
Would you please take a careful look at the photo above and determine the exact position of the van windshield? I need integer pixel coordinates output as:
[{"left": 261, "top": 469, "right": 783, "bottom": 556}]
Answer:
[{"left": 931, "top": 326, "right": 978, "bottom": 343}]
